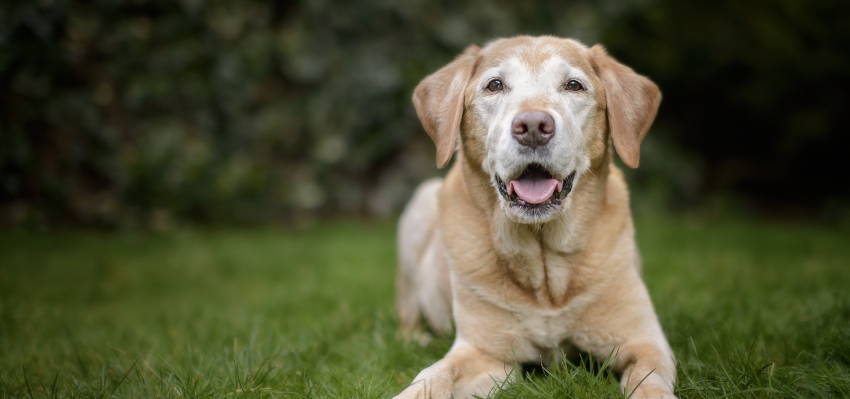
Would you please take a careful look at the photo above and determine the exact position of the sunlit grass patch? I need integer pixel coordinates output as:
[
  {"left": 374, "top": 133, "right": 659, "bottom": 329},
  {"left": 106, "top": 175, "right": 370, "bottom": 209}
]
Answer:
[{"left": 1, "top": 215, "right": 848, "bottom": 398}]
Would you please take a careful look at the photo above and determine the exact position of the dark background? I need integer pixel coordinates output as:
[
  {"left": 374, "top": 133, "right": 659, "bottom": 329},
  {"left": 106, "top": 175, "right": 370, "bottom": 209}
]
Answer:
[{"left": 2, "top": 0, "right": 849, "bottom": 228}]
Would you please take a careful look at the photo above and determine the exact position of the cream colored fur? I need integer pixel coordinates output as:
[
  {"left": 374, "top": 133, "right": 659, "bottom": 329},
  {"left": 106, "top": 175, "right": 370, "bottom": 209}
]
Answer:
[{"left": 395, "top": 36, "right": 676, "bottom": 399}]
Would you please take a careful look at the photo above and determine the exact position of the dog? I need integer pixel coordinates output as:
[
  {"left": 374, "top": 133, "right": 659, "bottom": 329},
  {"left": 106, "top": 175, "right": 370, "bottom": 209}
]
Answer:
[{"left": 394, "top": 36, "right": 677, "bottom": 399}]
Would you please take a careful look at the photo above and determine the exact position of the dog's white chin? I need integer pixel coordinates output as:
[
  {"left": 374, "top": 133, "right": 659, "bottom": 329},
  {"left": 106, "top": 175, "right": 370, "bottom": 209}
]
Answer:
[{"left": 500, "top": 199, "right": 564, "bottom": 225}]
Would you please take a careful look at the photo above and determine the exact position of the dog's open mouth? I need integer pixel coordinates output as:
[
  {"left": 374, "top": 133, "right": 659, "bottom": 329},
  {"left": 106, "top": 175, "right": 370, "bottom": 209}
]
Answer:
[{"left": 495, "top": 164, "right": 576, "bottom": 207}]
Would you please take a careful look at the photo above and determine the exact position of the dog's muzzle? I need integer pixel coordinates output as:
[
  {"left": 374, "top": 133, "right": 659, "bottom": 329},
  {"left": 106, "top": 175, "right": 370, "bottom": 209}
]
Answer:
[{"left": 494, "top": 164, "right": 576, "bottom": 208}]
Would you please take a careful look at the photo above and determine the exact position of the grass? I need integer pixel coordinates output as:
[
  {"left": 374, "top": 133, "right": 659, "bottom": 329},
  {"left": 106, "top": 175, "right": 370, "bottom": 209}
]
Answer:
[{"left": 0, "top": 213, "right": 848, "bottom": 398}]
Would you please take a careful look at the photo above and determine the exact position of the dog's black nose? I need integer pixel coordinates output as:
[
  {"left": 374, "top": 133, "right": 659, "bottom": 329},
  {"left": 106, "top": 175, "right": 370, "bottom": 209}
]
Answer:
[{"left": 511, "top": 110, "right": 555, "bottom": 148}]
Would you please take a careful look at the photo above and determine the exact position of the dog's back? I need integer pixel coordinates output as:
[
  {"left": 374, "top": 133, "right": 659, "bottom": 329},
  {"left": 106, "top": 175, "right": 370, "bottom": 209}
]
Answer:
[{"left": 395, "top": 178, "right": 452, "bottom": 340}]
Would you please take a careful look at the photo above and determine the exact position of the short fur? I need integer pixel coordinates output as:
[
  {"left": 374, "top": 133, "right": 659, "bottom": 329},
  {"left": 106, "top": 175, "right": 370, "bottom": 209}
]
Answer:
[{"left": 395, "top": 36, "right": 676, "bottom": 399}]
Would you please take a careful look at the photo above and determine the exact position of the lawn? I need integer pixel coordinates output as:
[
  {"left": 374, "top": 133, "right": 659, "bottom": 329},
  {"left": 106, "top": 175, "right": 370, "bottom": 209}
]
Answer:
[{"left": 1, "top": 214, "right": 848, "bottom": 398}]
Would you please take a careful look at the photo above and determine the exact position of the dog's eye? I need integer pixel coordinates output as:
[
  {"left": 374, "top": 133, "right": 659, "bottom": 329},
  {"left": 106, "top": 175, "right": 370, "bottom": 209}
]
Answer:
[
  {"left": 486, "top": 79, "right": 504, "bottom": 92},
  {"left": 563, "top": 79, "right": 585, "bottom": 91}
]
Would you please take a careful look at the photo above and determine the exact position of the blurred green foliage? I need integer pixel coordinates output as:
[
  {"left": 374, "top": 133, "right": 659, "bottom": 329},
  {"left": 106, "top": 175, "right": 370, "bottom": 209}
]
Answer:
[
  {"left": 2, "top": 0, "right": 848, "bottom": 227},
  {"left": 600, "top": 0, "right": 850, "bottom": 215}
]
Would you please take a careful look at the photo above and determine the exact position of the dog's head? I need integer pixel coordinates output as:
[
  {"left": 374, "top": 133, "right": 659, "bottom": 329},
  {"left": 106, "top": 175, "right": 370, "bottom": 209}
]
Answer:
[{"left": 413, "top": 36, "right": 661, "bottom": 224}]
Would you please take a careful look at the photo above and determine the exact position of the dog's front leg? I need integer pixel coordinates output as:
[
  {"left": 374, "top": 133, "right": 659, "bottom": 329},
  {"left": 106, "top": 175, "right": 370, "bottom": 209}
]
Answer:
[
  {"left": 611, "top": 338, "right": 677, "bottom": 399},
  {"left": 575, "top": 331, "right": 677, "bottom": 399},
  {"left": 393, "top": 338, "right": 514, "bottom": 399},
  {"left": 571, "top": 279, "right": 677, "bottom": 399}
]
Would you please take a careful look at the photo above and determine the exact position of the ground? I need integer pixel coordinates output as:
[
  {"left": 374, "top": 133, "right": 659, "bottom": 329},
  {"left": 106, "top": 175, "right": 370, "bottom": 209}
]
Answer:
[{"left": 1, "top": 214, "right": 848, "bottom": 398}]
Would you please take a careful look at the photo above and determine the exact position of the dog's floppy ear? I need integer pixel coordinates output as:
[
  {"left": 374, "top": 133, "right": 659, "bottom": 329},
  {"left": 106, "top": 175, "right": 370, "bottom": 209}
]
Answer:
[
  {"left": 412, "top": 45, "right": 480, "bottom": 168},
  {"left": 589, "top": 45, "right": 661, "bottom": 168}
]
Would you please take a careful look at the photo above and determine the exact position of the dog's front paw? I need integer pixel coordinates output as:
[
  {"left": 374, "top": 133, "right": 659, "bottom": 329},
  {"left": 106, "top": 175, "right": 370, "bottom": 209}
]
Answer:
[
  {"left": 627, "top": 385, "right": 677, "bottom": 399},
  {"left": 393, "top": 376, "right": 453, "bottom": 399}
]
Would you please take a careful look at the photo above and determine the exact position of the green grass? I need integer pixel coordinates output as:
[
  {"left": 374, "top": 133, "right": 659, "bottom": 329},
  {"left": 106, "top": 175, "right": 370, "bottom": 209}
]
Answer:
[{"left": 1, "top": 214, "right": 848, "bottom": 398}]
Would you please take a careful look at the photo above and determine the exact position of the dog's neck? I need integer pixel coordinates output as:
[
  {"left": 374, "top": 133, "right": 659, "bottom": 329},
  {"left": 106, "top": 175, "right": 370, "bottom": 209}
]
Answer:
[{"left": 458, "top": 154, "right": 614, "bottom": 304}]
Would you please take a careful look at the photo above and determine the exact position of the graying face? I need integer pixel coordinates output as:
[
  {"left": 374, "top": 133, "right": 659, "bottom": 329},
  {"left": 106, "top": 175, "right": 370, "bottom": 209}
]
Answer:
[{"left": 469, "top": 39, "right": 603, "bottom": 224}]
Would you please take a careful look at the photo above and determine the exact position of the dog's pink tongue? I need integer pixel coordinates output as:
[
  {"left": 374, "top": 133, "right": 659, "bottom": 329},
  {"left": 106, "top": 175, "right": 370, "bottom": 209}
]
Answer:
[{"left": 509, "top": 177, "right": 559, "bottom": 205}]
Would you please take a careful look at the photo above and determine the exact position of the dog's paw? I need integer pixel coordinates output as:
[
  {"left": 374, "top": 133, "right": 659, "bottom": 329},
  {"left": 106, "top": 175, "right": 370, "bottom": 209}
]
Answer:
[
  {"left": 627, "top": 385, "right": 677, "bottom": 399},
  {"left": 398, "top": 329, "right": 433, "bottom": 346},
  {"left": 392, "top": 377, "right": 453, "bottom": 399}
]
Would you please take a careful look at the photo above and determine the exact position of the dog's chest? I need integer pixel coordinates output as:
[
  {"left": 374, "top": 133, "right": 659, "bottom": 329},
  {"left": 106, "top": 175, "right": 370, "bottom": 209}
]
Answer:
[
  {"left": 498, "top": 250, "right": 594, "bottom": 349},
  {"left": 521, "top": 311, "right": 571, "bottom": 349},
  {"left": 510, "top": 293, "right": 593, "bottom": 352}
]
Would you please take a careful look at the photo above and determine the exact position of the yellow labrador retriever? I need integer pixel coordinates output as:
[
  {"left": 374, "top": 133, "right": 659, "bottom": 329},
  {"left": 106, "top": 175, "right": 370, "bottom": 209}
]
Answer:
[{"left": 395, "top": 36, "right": 676, "bottom": 398}]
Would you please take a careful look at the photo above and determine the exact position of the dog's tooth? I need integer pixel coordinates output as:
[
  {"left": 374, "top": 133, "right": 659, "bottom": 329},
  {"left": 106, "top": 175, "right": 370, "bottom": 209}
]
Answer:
[
  {"left": 507, "top": 182, "right": 514, "bottom": 196},
  {"left": 556, "top": 180, "right": 563, "bottom": 192}
]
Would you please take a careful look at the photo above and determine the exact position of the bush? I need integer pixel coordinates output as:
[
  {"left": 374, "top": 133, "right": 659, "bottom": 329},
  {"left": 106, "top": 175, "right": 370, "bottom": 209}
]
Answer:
[{"left": 2, "top": 0, "right": 847, "bottom": 227}]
